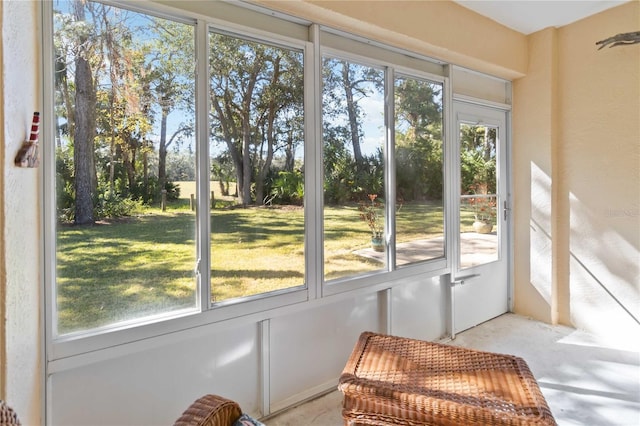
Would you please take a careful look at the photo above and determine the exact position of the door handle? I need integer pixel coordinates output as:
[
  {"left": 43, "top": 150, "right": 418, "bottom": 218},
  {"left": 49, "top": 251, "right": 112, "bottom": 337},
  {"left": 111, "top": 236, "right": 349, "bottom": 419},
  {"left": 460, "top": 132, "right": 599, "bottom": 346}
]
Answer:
[{"left": 451, "top": 274, "right": 480, "bottom": 286}]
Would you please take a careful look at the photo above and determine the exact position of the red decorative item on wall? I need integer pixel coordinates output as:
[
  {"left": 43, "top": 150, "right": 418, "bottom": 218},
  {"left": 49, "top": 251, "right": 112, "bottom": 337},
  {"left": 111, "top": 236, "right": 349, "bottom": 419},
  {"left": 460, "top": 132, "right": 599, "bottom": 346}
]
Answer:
[{"left": 14, "top": 111, "right": 40, "bottom": 168}]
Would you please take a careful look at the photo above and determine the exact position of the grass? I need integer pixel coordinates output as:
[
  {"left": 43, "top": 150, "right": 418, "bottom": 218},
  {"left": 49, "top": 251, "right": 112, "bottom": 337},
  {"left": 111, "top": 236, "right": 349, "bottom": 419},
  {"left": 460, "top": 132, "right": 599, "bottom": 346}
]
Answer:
[
  {"left": 57, "top": 212, "right": 197, "bottom": 334},
  {"left": 210, "top": 205, "right": 306, "bottom": 301},
  {"left": 57, "top": 184, "right": 476, "bottom": 334}
]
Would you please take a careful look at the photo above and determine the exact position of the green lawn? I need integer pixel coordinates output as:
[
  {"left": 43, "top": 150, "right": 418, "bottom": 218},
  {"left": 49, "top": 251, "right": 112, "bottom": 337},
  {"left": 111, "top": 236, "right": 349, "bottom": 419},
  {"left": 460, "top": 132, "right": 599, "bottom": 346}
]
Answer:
[
  {"left": 56, "top": 211, "right": 197, "bottom": 334},
  {"left": 56, "top": 193, "right": 472, "bottom": 334}
]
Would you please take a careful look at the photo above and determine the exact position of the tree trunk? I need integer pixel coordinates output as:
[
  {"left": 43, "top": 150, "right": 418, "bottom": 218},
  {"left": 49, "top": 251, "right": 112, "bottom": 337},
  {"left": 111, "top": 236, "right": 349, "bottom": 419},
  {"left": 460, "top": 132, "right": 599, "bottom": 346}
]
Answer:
[
  {"left": 342, "top": 61, "right": 363, "bottom": 165},
  {"left": 241, "top": 115, "right": 252, "bottom": 205},
  {"left": 256, "top": 109, "right": 276, "bottom": 205},
  {"left": 119, "top": 149, "right": 135, "bottom": 194},
  {"left": 143, "top": 144, "right": 149, "bottom": 201},
  {"left": 212, "top": 94, "right": 242, "bottom": 203},
  {"left": 108, "top": 96, "right": 116, "bottom": 194},
  {"left": 158, "top": 108, "right": 169, "bottom": 196},
  {"left": 72, "top": 1, "right": 96, "bottom": 225},
  {"left": 256, "top": 59, "right": 280, "bottom": 205},
  {"left": 285, "top": 127, "right": 295, "bottom": 172},
  {"left": 219, "top": 180, "right": 228, "bottom": 196},
  {"left": 239, "top": 63, "right": 261, "bottom": 205}
]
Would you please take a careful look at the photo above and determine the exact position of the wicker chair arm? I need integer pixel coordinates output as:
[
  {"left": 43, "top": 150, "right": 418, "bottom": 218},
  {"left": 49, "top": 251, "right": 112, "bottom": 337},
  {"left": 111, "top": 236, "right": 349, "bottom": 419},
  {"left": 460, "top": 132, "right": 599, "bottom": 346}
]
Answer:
[{"left": 174, "top": 394, "right": 242, "bottom": 426}]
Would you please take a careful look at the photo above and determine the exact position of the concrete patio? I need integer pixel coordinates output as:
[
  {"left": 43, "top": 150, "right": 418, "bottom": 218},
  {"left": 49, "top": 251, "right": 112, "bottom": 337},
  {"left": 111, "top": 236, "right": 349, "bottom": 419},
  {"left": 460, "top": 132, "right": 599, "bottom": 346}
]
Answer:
[
  {"left": 355, "top": 232, "right": 498, "bottom": 268},
  {"left": 267, "top": 313, "right": 640, "bottom": 425}
]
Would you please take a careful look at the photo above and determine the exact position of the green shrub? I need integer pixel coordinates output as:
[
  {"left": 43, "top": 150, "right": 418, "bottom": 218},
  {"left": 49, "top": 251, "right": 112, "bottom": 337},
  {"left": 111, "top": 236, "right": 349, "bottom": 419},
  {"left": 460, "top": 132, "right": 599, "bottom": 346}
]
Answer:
[
  {"left": 266, "top": 170, "right": 304, "bottom": 205},
  {"left": 95, "top": 192, "right": 144, "bottom": 219},
  {"left": 164, "top": 180, "right": 181, "bottom": 201}
]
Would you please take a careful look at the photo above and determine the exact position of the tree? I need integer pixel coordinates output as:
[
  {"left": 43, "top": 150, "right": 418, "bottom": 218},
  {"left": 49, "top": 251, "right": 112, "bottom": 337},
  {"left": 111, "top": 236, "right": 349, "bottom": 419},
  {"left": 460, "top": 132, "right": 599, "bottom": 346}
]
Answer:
[
  {"left": 210, "top": 34, "right": 259, "bottom": 205},
  {"left": 147, "top": 20, "right": 195, "bottom": 197},
  {"left": 55, "top": 1, "right": 198, "bottom": 217},
  {"left": 341, "top": 61, "right": 365, "bottom": 165},
  {"left": 209, "top": 33, "right": 303, "bottom": 206},
  {"left": 253, "top": 50, "right": 304, "bottom": 204},
  {"left": 460, "top": 124, "right": 497, "bottom": 195},
  {"left": 394, "top": 77, "right": 444, "bottom": 200},
  {"left": 322, "top": 58, "right": 384, "bottom": 203},
  {"left": 323, "top": 59, "right": 383, "bottom": 166},
  {"left": 90, "top": 4, "right": 158, "bottom": 203},
  {"left": 211, "top": 153, "right": 235, "bottom": 197},
  {"left": 71, "top": 0, "right": 98, "bottom": 225},
  {"left": 56, "top": 1, "right": 144, "bottom": 221}
]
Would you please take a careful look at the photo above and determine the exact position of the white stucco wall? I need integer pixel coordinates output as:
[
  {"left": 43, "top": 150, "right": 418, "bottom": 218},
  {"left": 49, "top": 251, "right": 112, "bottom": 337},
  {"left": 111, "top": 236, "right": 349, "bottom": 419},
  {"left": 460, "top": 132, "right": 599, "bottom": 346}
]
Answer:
[{"left": 1, "top": 0, "right": 43, "bottom": 424}]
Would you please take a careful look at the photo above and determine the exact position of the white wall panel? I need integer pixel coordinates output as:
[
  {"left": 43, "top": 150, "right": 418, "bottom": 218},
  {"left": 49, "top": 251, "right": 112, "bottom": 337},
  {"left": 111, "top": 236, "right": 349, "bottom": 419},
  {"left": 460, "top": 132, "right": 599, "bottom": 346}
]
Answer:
[
  {"left": 49, "top": 323, "right": 260, "bottom": 425},
  {"left": 391, "top": 275, "right": 448, "bottom": 341},
  {"left": 268, "top": 294, "right": 379, "bottom": 411},
  {"left": 452, "top": 66, "right": 510, "bottom": 105}
]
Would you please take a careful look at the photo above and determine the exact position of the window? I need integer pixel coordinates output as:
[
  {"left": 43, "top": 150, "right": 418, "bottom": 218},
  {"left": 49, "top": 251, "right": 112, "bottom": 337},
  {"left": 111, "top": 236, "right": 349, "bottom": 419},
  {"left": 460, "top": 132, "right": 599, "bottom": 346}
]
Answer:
[
  {"left": 46, "top": 0, "right": 451, "bottom": 343},
  {"left": 208, "top": 31, "right": 306, "bottom": 303},
  {"left": 394, "top": 75, "right": 445, "bottom": 266},
  {"left": 50, "top": 0, "right": 309, "bottom": 337},
  {"left": 52, "top": 1, "right": 197, "bottom": 335},
  {"left": 322, "top": 57, "right": 385, "bottom": 281},
  {"left": 321, "top": 58, "right": 445, "bottom": 282},
  {"left": 459, "top": 122, "right": 498, "bottom": 268}
]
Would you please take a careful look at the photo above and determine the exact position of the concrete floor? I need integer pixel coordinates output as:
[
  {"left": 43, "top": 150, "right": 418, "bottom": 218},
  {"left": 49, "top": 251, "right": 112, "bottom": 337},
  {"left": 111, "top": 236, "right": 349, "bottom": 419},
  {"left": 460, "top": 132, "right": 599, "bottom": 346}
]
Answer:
[{"left": 266, "top": 313, "right": 640, "bottom": 425}]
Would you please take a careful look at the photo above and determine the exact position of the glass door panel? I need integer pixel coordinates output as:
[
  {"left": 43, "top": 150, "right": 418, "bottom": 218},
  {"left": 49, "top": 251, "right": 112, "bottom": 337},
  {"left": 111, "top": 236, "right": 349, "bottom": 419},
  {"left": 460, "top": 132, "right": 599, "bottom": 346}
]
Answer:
[
  {"left": 452, "top": 102, "right": 509, "bottom": 335},
  {"left": 459, "top": 123, "right": 499, "bottom": 269}
]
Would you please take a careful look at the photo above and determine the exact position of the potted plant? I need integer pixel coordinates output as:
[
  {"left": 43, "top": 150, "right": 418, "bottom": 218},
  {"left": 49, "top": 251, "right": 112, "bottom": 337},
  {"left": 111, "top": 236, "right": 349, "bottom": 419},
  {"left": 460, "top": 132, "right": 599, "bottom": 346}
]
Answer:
[
  {"left": 467, "top": 191, "right": 496, "bottom": 234},
  {"left": 359, "top": 194, "right": 384, "bottom": 252}
]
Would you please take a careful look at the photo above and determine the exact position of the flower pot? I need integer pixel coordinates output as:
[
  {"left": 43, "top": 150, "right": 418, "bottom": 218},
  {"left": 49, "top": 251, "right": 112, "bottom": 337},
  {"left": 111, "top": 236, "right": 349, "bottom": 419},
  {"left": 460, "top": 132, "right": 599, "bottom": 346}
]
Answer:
[
  {"left": 371, "top": 236, "right": 385, "bottom": 252},
  {"left": 473, "top": 220, "right": 493, "bottom": 234}
]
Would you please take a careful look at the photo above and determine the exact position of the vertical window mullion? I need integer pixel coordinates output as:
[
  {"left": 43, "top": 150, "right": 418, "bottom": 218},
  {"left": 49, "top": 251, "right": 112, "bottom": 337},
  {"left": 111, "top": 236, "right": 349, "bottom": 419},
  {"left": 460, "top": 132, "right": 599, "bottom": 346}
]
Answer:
[
  {"left": 196, "top": 20, "right": 211, "bottom": 311},
  {"left": 444, "top": 70, "right": 455, "bottom": 272},
  {"left": 385, "top": 67, "right": 396, "bottom": 270},
  {"left": 42, "top": 0, "right": 58, "bottom": 347},
  {"left": 308, "top": 24, "right": 322, "bottom": 299}
]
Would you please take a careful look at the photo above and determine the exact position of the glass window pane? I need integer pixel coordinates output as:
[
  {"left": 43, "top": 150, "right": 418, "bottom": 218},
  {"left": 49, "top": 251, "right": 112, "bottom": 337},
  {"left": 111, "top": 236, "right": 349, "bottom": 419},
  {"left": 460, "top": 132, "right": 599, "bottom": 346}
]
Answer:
[
  {"left": 459, "top": 123, "right": 499, "bottom": 268},
  {"left": 394, "top": 76, "right": 445, "bottom": 266},
  {"left": 322, "top": 58, "right": 386, "bottom": 281},
  {"left": 208, "top": 32, "right": 305, "bottom": 303},
  {"left": 53, "top": 1, "right": 197, "bottom": 335}
]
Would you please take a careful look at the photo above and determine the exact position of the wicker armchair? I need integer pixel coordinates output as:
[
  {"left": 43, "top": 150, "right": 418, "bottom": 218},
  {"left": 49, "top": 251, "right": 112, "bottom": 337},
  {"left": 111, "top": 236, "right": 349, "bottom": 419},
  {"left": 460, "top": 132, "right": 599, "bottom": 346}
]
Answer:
[
  {"left": 174, "top": 394, "right": 242, "bottom": 426},
  {"left": 0, "top": 400, "right": 21, "bottom": 425}
]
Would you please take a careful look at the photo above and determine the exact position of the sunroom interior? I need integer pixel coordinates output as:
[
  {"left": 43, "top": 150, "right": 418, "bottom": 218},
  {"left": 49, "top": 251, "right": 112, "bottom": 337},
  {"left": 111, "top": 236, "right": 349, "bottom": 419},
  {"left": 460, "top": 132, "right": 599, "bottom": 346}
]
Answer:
[{"left": 0, "top": 0, "right": 638, "bottom": 425}]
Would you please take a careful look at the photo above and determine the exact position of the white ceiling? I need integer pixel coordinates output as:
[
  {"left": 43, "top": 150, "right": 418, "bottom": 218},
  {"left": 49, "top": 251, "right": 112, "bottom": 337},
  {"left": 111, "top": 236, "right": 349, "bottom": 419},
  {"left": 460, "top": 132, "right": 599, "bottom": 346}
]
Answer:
[{"left": 453, "top": 1, "right": 630, "bottom": 35}]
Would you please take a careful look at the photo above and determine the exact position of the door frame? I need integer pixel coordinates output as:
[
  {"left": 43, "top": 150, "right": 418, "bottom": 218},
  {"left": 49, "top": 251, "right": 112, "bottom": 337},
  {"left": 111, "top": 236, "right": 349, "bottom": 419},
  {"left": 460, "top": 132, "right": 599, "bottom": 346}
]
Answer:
[{"left": 448, "top": 97, "right": 514, "bottom": 338}]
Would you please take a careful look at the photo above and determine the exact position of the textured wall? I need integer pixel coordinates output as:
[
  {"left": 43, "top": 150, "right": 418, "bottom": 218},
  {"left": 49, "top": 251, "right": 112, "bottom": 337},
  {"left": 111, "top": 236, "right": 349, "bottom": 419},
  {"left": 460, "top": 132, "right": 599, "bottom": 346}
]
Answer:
[
  {"left": 513, "top": 1, "right": 640, "bottom": 346},
  {"left": 558, "top": 2, "right": 639, "bottom": 347},
  {"left": 1, "top": 0, "right": 43, "bottom": 424},
  {"left": 512, "top": 28, "right": 558, "bottom": 324},
  {"left": 0, "top": 0, "right": 5, "bottom": 401},
  {"left": 255, "top": 0, "right": 528, "bottom": 79}
]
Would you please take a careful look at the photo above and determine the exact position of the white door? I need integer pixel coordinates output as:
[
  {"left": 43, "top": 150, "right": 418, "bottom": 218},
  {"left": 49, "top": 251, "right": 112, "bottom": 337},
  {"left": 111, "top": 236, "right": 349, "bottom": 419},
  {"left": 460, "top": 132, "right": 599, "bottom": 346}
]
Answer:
[{"left": 451, "top": 101, "right": 510, "bottom": 335}]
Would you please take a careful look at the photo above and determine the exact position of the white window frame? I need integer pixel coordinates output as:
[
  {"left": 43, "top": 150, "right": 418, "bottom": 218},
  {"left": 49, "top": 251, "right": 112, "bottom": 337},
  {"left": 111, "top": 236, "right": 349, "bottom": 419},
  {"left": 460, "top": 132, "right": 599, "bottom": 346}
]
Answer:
[
  {"left": 42, "top": 0, "right": 510, "bottom": 363},
  {"left": 320, "top": 49, "right": 450, "bottom": 297},
  {"left": 43, "top": 0, "right": 313, "bottom": 360}
]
